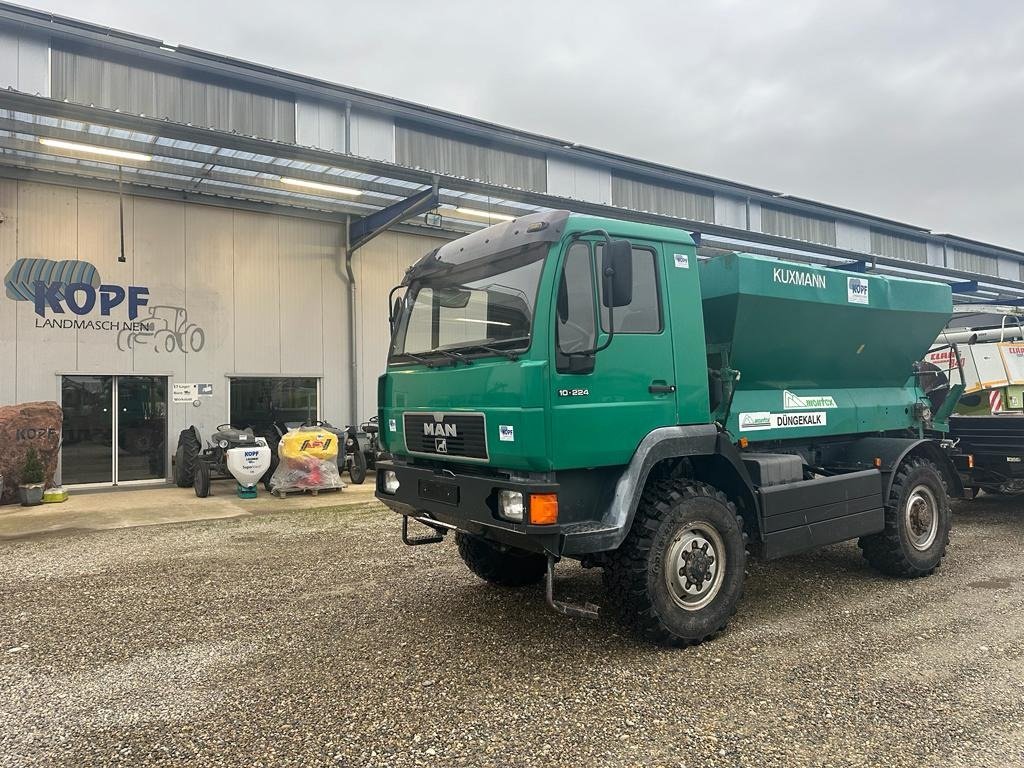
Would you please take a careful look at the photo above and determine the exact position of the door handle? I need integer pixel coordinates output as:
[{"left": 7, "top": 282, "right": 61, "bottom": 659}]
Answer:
[{"left": 649, "top": 383, "right": 676, "bottom": 394}]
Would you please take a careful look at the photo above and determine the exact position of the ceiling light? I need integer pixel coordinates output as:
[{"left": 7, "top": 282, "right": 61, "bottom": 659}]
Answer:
[
  {"left": 279, "top": 177, "right": 361, "bottom": 196},
  {"left": 39, "top": 138, "right": 152, "bottom": 162},
  {"left": 453, "top": 207, "right": 515, "bottom": 222}
]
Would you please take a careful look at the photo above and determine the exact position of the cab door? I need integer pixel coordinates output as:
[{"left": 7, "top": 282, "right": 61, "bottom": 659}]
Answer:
[{"left": 549, "top": 238, "right": 677, "bottom": 469}]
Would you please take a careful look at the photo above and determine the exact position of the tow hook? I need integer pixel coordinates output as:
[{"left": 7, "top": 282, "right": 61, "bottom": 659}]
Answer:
[{"left": 545, "top": 556, "right": 600, "bottom": 619}]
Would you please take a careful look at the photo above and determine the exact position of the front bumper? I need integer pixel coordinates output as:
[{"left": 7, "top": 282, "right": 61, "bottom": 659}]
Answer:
[{"left": 375, "top": 460, "right": 567, "bottom": 556}]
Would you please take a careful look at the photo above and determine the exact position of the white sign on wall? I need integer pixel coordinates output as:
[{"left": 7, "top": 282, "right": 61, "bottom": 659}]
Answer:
[{"left": 172, "top": 383, "right": 199, "bottom": 403}]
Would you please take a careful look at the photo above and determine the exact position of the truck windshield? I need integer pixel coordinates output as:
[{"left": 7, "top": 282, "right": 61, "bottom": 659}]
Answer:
[{"left": 391, "top": 243, "right": 547, "bottom": 361}]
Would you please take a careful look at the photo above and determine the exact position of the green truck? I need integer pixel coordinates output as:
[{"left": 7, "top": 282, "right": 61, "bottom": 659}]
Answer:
[{"left": 375, "top": 210, "right": 962, "bottom": 645}]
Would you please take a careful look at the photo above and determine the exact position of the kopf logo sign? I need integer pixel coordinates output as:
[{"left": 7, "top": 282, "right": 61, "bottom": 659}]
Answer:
[
  {"left": 34, "top": 281, "right": 150, "bottom": 319},
  {"left": 5, "top": 257, "right": 149, "bottom": 319}
]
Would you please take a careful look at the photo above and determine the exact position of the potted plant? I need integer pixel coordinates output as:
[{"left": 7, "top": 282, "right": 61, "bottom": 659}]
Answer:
[{"left": 18, "top": 448, "right": 46, "bottom": 506}]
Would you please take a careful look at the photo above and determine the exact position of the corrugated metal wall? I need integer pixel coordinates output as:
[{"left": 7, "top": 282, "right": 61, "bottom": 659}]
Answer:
[
  {"left": 870, "top": 230, "right": 927, "bottom": 263},
  {"left": 761, "top": 205, "right": 837, "bottom": 246},
  {"left": 949, "top": 247, "right": 998, "bottom": 277},
  {"left": 395, "top": 123, "right": 546, "bottom": 190},
  {"left": 50, "top": 48, "right": 296, "bottom": 141},
  {"left": 610, "top": 176, "right": 714, "bottom": 223},
  {"left": 0, "top": 28, "right": 49, "bottom": 94}
]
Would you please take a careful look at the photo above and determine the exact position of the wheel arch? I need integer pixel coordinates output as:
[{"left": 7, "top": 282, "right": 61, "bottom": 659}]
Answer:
[
  {"left": 843, "top": 436, "right": 963, "bottom": 500},
  {"left": 600, "top": 426, "right": 760, "bottom": 552}
]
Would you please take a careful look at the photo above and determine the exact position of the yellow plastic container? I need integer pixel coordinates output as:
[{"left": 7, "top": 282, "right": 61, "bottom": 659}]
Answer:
[{"left": 278, "top": 429, "right": 339, "bottom": 461}]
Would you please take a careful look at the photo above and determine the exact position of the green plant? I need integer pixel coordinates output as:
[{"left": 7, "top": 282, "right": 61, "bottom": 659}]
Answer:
[{"left": 21, "top": 448, "right": 45, "bottom": 485}]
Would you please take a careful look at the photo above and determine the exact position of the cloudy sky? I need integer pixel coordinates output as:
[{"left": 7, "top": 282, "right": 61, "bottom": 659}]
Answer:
[{"left": 23, "top": 0, "right": 1024, "bottom": 249}]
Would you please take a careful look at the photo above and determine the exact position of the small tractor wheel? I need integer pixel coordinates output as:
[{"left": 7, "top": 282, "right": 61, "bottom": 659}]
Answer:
[
  {"left": 456, "top": 532, "right": 547, "bottom": 587},
  {"left": 173, "top": 428, "right": 201, "bottom": 487},
  {"left": 348, "top": 449, "right": 368, "bottom": 485},
  {"left": 859, "top": 457, "right": 951, "bottom": 577},
  {"left": 193, "top": 460, "right": 211, "bottom": 498},
  {"left": 603, "top": 479, "right": 747, "bottom": 646}
]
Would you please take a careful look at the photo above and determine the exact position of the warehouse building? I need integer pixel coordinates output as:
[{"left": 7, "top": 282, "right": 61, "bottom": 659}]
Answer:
[{"left": 2, "top": 2, "right": 1024, "bottom": 488}]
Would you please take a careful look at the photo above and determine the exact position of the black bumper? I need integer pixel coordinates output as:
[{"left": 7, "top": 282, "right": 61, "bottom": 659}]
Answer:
[{"left": 375, "top": 460, "right": 570, "bottom": 556}]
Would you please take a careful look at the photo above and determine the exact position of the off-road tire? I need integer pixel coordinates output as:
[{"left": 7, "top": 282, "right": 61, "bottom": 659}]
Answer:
[
  {"left": 603, "top": 479, "right": 747, "bottom": 646},
  {"left": 173, "top": 429, "right": 200, "bottom": 487},
  {"left": 193, "top": 460, "right": 211, "bottom": 498},
  {"left": 859, "top": 457, "right": 951, "bottom": 577},
  {"left": 456, "top": 532, "right": 547, "bottom": 587},
  {"left": 349, "top": 449, "right": 367, "bottom": 485}
]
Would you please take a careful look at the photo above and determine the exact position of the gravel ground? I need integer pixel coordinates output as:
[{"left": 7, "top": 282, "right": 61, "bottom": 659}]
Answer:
[{"left": 1, "top": 495, "right": 1023, "bottom": 768}]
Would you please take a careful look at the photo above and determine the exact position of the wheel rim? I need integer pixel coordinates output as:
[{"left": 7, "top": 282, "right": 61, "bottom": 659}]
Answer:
[
  {"left": 905, "top": 484, "right": 939, "bottom": 551},
  {"left": 665, "top": 521, "right": 726, "bottom": 611}
]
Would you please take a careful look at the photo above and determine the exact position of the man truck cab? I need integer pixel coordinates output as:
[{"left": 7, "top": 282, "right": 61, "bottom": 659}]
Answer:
[{"left": 376, "top": 210, "right": 961, "bottom": 646}]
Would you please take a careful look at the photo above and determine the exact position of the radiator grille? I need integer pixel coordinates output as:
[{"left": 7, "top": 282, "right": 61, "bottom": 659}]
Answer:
[{"left": 403, "top": 412, "right": 488, "bottom": 461}]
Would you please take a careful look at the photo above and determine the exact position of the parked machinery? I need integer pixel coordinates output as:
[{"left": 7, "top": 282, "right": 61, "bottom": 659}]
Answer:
[{"left": 173, "top": 424, "right": 273, "bottom": 497}]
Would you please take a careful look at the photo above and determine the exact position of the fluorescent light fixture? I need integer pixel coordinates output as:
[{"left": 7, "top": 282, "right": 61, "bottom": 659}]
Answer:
[
  {"left": 279, "top": 177, "right": 362, "bottom": 196},
  {"left": 453, "top": 207, "right": 516, "bottom": 222},
  {"left": 38, "top": 137, "right": 152, "bottom": 162},
  {"left": 450, "top": 318, "right": 510, "bottom": 326}
]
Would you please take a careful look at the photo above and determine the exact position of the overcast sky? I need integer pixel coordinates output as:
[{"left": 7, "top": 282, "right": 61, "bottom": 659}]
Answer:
[{"left": 23, "top": 0, "right": 1024, "bottom": 249}]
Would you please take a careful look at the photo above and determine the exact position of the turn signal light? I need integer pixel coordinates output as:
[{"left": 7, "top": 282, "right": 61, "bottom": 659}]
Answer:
[
  {"left": 874, "top": 457, "right": 882, "bottom": 468},
  {"left": 529, "top": 494, "right": 558, "bottom": 525},
  {"left": 968, "top": 454, "right": 975, "bottom": 469},
  {"left": 738, "top": 437, "right": 748, "bottom": 449}
]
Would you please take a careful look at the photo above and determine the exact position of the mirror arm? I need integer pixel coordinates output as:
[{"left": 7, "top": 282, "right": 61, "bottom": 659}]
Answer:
[{"left": 560, "top": 230, "right": 615, "bottom": 358}]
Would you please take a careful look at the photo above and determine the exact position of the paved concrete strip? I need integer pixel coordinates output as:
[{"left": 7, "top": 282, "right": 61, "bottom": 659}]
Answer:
[{"left": 0, "top": 480, "right": 379, "bottom": 540}]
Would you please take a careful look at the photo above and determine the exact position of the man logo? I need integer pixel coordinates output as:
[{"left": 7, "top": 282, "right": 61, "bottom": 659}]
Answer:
[
  {"left": 434, "top": 437, "right": 448, "bottom": 453},
  {"left": 423, "top": 422, "right": 457, "bottom": 437}
]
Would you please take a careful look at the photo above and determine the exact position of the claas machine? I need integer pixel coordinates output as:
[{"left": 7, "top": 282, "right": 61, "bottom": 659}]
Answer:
[{"left": 375, "top": 210, "right": 962, "bottom": 645}]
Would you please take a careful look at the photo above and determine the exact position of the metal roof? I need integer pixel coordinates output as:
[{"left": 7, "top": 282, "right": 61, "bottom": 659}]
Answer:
[{"left": 0, "top": 0, "right": 1019, "bottom": 256}]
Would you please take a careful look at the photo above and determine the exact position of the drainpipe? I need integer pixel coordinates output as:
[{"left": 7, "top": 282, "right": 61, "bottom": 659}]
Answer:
[{"left": 345, "top": 217, "right": 359, "bottom": 424}]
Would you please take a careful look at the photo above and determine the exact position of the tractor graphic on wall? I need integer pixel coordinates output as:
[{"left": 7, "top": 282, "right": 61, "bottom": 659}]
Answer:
[{"left": 117, "top": 304, "right": 205, "bottom": 353}]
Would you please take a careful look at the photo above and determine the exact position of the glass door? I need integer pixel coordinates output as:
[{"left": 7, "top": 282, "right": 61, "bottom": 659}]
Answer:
[
  {"left": 116, "top": 376, "right": 168, "bottom": 482},
  {"left": 61, "top": 375, "right": 168, "bottom": 485},
  {"left": 61, "top": 375, "right": 114, "bottom": 485}
]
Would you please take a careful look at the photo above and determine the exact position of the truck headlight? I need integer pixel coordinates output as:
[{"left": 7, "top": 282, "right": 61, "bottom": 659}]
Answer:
[
  {"left": 382, "top": 470, "right": 400, "bottom": 494},
  {"left": 498, "top": 490, "right": 525, "bottom": 522}
]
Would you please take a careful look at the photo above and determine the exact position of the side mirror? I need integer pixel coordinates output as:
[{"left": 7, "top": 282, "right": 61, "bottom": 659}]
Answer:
[{"left": 602, "top": 239, "right": 633, "bottom": 307}]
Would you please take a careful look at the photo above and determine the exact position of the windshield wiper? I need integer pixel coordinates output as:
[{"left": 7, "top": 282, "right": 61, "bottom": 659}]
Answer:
[
  {"left": 432, "top": 349, "right": 473, "bottom": 366},
  {"left": 449, "top": 336, "right": 531, "bottom": 361},
  {"left": 399, "top": 352, "right": 439, "bottom": 368}
]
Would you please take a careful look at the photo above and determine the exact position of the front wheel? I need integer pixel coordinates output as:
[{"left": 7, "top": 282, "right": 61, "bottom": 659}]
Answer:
[
  {"left": 859, "top": 457, "right": 951, "bottom": 577},
  {"left": 348, "top": 449, "right": 367, "bottom": 485},
  {"left": 604, "top": 480, "right": 747, "bottom": 646},
  {"left": 456, "top": 532, "right": 547, "bottom": 587},
  {"left": 193, "top": 460, "right": 211, "bottom": 498}
]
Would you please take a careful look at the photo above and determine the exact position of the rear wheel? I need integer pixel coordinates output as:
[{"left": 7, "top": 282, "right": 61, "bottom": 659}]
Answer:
[
  {"left": 348, "top": 448, "right": 367, "bottom": 485},
  {"left": 604, "top": 479, "right": 747, "bottom": 646},
  {"left": 173, "top": 428, "right": 200, "bottom": 488},
  {"left": 456, "top": 532, "right": 547, "bottom": 587},
  {"left": 193, "top": 460, "right": 211, "bottom": 498},
  {"left": 859, "top": 457, "right": 950, "bottom": 577}
]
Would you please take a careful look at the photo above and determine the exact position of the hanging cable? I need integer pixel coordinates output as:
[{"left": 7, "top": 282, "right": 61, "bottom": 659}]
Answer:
[{"left": 118, "top": 165, "right": 126, "bottom": 263}]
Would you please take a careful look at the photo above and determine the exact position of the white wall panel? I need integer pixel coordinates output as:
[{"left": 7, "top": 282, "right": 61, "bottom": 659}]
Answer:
[
  {"left": 835, "top": 221, "right": 871, "bottom": 253},
  {"left": 295, "top": 97, "right": 347, "bottom": 153},
  {"left": 232, "top": 212, "right": 281, "bottom": 373},
  {"left": 130, "top": 198, "right": 186, "bottom": 384},
  {"left": 546, "top": 157, "right": 611, "bottom": 204},
  {"left": 14, "top": 182, "right": 76, "bottom": 403},
  {"left": 0, "top": 179, "right": 17, "bottom": 403},
  {"left": 75, "top": 188, "right": 133, "bottom": 373},
  {"left": 0, "top": 30, "right": 49, "bottom": 94},
  {"left": 350, "top": 110, "right": 395, "bottom": 161},
  {"left": 182, "top": 205, "right": 235, "bottom": 439},
  {"left": 713, "top": 194, "right": 747, "bottom": 229},
  {"left": 279, "top": 217, "right": 326, "bottom": 373}
]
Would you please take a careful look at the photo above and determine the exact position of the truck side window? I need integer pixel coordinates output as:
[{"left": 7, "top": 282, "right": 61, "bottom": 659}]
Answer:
[
  {"left": 556, "top": 242, "right": 597, "bottom": 354},
  {"left": 597, "top": 245, "right": 662, "bottom": 333}
]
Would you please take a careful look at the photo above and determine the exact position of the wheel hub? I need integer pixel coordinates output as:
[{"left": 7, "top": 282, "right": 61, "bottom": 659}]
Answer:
[
  {"left": 665, "top": 523, "right": 726, "bottom": 612},
  {"left": 905, "top": 484, "right": 939, "bottom": 551}
]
